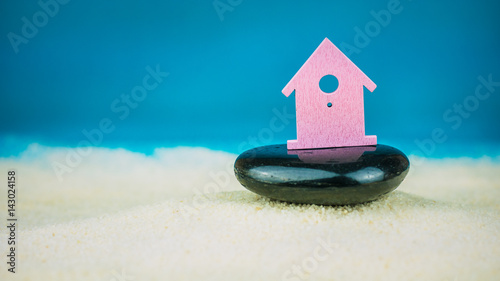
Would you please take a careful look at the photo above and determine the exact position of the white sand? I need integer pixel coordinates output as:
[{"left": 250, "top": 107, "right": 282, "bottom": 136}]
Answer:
[{"left": 0, "top": 144, "right": 499, "bottom": 280}]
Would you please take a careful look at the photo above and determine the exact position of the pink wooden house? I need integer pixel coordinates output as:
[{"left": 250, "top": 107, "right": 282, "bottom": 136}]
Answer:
[{"left": 282, "top": 38, "right": 377, "bottom": 150}]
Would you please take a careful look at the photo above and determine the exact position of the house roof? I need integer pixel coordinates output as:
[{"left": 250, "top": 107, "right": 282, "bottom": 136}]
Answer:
[{"left": 282, "top": 37, "right": 376, "bottom": 97}]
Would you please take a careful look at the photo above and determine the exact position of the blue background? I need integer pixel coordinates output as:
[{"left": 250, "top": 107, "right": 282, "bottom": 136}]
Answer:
[{"left": 1, "top": 0, "right": 499, "bottom": 157}]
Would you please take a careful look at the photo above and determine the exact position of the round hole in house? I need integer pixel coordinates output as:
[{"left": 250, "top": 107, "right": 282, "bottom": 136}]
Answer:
[
  {"left": 319, "top": 74, "right": 339, "bottom": 94},
  {"left": 327, "top": 102, "right": 332, "bottom": 107}
]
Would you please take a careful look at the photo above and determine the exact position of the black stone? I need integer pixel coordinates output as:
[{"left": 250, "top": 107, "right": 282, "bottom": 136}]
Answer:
[{"left": 234, "top": 144, "right": 410, "bottom": 205}]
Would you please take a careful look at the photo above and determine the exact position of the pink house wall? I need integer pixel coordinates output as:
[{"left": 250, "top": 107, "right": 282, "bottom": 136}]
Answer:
[{"left": 283, "top": 38, "right": 377, "bottom": 150}]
